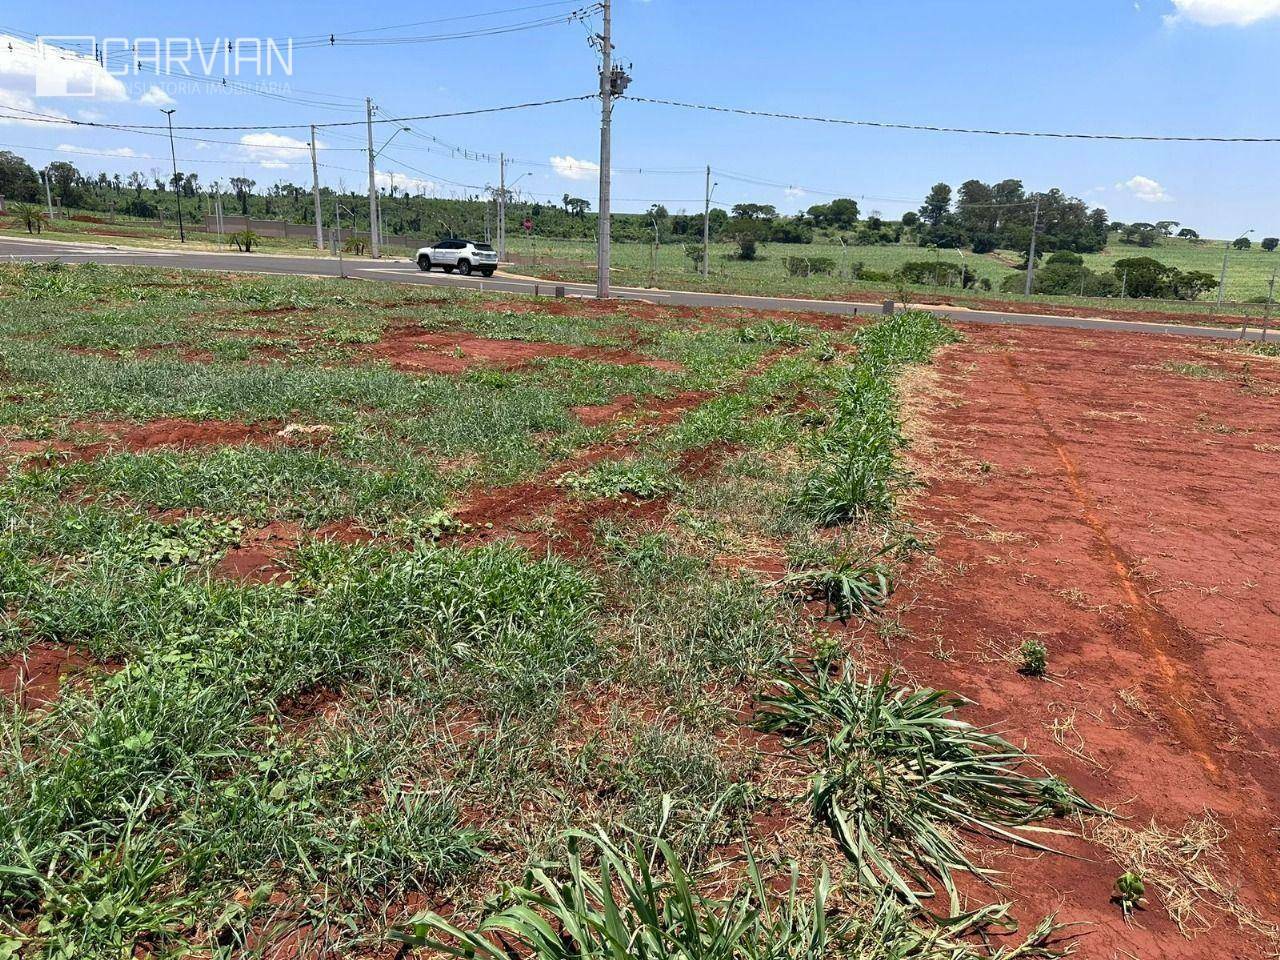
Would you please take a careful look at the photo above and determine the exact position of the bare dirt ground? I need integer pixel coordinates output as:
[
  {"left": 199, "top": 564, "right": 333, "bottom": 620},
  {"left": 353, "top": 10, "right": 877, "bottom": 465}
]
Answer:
[{"left": 892, "top": 324, "right": 1280, "bottom": 957}]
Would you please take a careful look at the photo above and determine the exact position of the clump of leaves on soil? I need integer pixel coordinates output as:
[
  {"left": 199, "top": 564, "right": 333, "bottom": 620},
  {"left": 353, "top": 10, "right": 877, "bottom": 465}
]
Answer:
[
  {"left": 556, "top": 458, "right": 680, "bottom": 500},
  {"left": 780, "top": 548, "right": 894, "bottom": 623},
  {"left": 1019, "top": 638, "right": 1049, "bottom": 677},
  {"left": 736, "top": 320, "right": 817, "bottom": 346},
  {"left": 393, "top": 827, "right": 1078, "bottom": 960},
  {"left": 756, "top": 662, "right": 1097, "bottom": 914}
]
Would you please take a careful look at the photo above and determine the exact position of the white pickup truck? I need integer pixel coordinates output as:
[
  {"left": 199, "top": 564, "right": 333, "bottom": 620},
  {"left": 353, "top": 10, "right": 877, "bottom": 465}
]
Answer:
[{"left": 415, "top": 239, "right": 499, "bottom": 277}]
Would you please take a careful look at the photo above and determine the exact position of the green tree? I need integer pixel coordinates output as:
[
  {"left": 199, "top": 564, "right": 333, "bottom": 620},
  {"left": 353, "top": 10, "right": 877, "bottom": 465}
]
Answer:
[
  {"left": 46, "top": 161, "right": 81, "bottom": 206},
  {"left": 1176, "top": 227, "right": 1199, "bottom": 240},
  {"left": 723, "top": 217, "right": 766, "bottom": 260},
  {"left": 1261, "top": 237, "right": 1278, "bottom": 252},
  {"left": 565, "top": 196, "right": 590, "bottom": 218},
  {"left": 229, "top": 177, "right": 256, "bottom": 216},
  {"left": 956, "top": 179, "right": 996, "bottom": 237},
  {"left": 1113, "top": 256, "right": 1176, "bottom": 298},
  {"left": 730, "top": 203, "right": 777, "bottom": 221},
  {"left": 821, "top": 197, "right": 860, "bottom": 228},
  {"left": 1233, "top": 236, "right": 1252, "bottom": 250},
  {"left": 918, "top": 182, "right": 951, "bottom": 227},
  {"left": 0, "top": 151, "right": 40, "bottom": 202}
]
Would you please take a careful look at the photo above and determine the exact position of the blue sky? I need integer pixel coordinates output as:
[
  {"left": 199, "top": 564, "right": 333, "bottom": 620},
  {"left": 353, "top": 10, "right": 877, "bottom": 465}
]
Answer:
[{"left": 1, "top": 0, "right": 1278, "bottom": 237}]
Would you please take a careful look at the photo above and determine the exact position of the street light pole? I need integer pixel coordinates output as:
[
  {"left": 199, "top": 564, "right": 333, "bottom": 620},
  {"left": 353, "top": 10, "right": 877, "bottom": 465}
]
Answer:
[
  {"left": 310, "top": 124, "right": 324, "bottom": 251},
  {"left": 366, "top": 98, "right": 380, "bottom": 259},
  {"left": 702, "top": 165, "right": 713, "bottom": 280},
  {"left": 1023, "top": 196, "right": 1040, "bottom": 296},
  {"left": 161, "top": 109, "right": 185, "bottom": 243},
  {"left": 42, "top": 167, "right": 54, "bottom": 221}
]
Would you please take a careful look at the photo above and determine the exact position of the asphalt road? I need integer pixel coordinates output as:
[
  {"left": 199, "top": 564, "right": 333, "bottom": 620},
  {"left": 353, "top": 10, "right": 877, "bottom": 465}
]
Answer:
[{"left": 2, "top": 235, "right": 1271, "bottom": 342}]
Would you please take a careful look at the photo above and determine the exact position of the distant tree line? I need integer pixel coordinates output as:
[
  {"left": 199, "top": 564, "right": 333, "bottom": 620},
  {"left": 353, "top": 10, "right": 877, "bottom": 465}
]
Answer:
[{"left": 914, "top": 179, "right": 1110, "bottom": 255}]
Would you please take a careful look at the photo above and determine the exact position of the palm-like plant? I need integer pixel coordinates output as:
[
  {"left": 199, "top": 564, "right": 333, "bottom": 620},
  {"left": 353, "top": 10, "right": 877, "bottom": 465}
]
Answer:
[
  {"left": 756, "top": 664, "right": 1098, "bottom": 915},
  {"left": 12, "top": 202, "right": 51, "bottom": 235},
  {"left": 393, "top": 829, "right": 836, "bottom": 960}
]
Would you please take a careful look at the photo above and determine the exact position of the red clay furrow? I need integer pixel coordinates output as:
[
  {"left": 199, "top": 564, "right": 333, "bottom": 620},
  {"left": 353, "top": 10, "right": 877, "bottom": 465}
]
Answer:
[
  {"left": 889, "top": 323, "right": 1280, "bottom": 956},
  {"left": 1002, "top": 351, "right": 1229, "bottom": 785}
]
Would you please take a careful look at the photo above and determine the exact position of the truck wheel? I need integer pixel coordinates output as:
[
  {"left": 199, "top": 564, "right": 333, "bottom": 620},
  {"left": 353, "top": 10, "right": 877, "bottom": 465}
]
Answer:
[
  {"left": 417, "top": 256, "right": 431, "bottom": 272},
  {"left": 480, "top": 268, "right": 495, "bottom": 277},
  {"left": 457, "top": 260, "right": 473, "bottom": 276}
]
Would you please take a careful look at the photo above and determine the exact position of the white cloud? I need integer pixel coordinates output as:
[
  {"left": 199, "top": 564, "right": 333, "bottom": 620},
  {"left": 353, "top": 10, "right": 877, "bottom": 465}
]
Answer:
[
  {"left": 0, "top": 87, "right": 70, "bottom": 126},
  {"left": 238, "top": 131, "right": 315, "bottom": 170},
  {"left": 377, "top": 170, "right": 436, "bottom": 196},
  {"left": 56, "top": 143, "right": 135, "bottom": 157},
  {"left": 0, "top": 34, "right": 128, "bottom": 109},
  {"left": 549, "top": 155, "right": 599, "bottom": 181},
  {"left": 1165, "top": 0, "right": 1280, "bottom": 26},
  {"left": 1117, "top": 175, "right": 1173, "bottom": 203},
  {"left": 137, "top": 85, "right": 176, "bottom": 108}
]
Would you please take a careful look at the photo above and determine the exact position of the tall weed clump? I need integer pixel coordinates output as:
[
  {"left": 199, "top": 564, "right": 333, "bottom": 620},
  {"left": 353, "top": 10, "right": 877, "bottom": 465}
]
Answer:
[{"left": 794, "top": 311, "right": 958, "bottom": 526}]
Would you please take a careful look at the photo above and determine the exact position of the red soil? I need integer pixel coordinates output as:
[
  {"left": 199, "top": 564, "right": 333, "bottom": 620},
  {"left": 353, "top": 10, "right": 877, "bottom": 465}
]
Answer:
[
  {"left": 891, "top": 325, "right": 1280, "bottom": 956},
  {"left": 454, "top": 392, "right": 715, "bottom": 558},
  {"left": 3, "top": 418, "right": 330, "bottom": 465},
  {"left": 214, "top": 519, "right": 370, "bottom": 585},
  {"left": 371, "top": 327, "right": 684, "bottom": 374},
  {"left": 571, "top": 395, "right": 640, "bottom": 425},
  {"left": 0, "top": 643, "right": 102, "bottom": 708}
]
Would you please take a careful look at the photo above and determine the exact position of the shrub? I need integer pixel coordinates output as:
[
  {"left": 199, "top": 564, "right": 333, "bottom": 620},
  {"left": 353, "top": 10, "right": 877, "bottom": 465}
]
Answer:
[
  {"left": 896, "top": 261, "right": 967, "bottom": 287},
  {"left": 784, "top": 256, "right": 836, "bottom": 277},
  {"left": 1020, "top": 638, "right": 1048, "bottom": 677},
  {"left": 1263, "top": 237, "right": 1279, "bottom": 252},
  {"left": 227, "top": 229, "right": 259, "bottom": 253},
  {"left": 1045, "top": 250, "right": 1083, "bottom": 266}
]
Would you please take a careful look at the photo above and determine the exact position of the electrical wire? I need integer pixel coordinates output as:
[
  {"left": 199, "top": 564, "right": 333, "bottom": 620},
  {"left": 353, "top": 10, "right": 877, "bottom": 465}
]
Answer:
[
  {"left": 0, "top": 94, "right": 599, "bottom": 132},
  {"left": 290, "top": 6, "right": 600, "bottom": 48},
  {"left": 622, "top": 95, "right": 1280, "bottom": 144},
  {"left": 294, "top": 0, "right": 592, "bottom": 40}
]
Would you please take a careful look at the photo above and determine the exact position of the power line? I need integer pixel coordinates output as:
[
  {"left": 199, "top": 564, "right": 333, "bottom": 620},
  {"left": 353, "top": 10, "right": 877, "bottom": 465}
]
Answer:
[
  {"left": 622, "top": 95, "right": 1280, "bottom": 144},
  {"left": 0, "top": 94, "right": 599, "bottom": 132},
  {"left": 294, "top": 0, "right": 592, "bottom": 40},
  {"left": 291, "top": 6, "right": 600, "bottom": 48}
]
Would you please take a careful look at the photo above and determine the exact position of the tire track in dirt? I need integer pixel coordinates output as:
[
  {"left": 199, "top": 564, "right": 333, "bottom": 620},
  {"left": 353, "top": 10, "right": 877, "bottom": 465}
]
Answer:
[{"left": 1001, "top": 351, "right": 1233, "bottom": 786}]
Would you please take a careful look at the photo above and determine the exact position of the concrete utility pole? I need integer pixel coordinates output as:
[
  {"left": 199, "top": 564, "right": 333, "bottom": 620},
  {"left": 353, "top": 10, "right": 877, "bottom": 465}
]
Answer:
[
  {"left": 43, "top": 167, "right": 54, "bottom": 221},
  {"left": 498, "top": 152, "right": 507, "bottom": 262},
  {"left": 161, "top": 109, "right": 186, "bottom": 243},
  {"left": 703, "top": 164, "right": 712, "bottom": 279},
  {"left": 1023, "top": 196, "right": 1040, "bottom": 296},
  {"left": 310, "top": 125, "right": 324, "bottom": 251},
  {"left": 366, "top": 97, "right": 380, "bottom": 258},
  {"left": 594, "top": 0, "right": 629, "bottom": 298}
]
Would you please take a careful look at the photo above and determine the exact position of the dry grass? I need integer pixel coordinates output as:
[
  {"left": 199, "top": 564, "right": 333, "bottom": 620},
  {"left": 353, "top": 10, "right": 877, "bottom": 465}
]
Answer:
[{"left": 1091, "top": 814, "right": 1280, "bottom": 948}]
